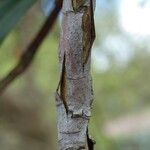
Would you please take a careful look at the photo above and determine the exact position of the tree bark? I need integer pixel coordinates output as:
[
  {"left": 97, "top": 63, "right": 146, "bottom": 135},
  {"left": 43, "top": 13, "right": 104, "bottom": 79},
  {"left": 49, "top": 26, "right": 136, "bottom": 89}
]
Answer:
[{"left": 56, "top": 0, "right": 96, "bottom": 149}]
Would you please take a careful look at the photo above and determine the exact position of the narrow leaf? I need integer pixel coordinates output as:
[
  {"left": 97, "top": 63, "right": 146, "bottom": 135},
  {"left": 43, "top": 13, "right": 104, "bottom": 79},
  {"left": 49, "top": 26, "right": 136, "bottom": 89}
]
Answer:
[
  {"left": 0, "top": 0, "right": 37, "bottom": 43},
  {"left": 0, "top": 0, "right": 18, "bottom": 18}
]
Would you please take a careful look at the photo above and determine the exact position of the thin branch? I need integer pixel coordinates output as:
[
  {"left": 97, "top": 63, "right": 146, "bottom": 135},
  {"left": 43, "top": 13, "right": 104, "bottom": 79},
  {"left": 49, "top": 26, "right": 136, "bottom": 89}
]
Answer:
[{"left": 0, "top": 0, "right": 63, "bottom": 95}]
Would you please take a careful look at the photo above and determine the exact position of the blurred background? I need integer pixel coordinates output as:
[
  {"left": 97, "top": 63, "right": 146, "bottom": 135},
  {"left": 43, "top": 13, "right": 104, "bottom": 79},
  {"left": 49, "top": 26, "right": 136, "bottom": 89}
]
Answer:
[{"left": 0, "top": 0, "right": 150, "bottom": 150}]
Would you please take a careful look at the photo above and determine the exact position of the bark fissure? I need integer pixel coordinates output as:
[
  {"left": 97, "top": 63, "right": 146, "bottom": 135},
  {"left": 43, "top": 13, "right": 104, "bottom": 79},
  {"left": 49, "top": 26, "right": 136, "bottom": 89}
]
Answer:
[
  {"left": 60, "top": 54, "right": 69, "bottom": 113},
  {"left": 56, "top": 0, "right": 96, "bottom": 149}
]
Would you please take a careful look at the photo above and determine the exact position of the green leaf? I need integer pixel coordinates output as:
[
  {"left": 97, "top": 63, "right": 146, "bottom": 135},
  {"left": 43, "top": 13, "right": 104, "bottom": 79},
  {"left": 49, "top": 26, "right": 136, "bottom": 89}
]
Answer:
[
  {"left": 0, "top": 0, "right": 37, "bottom": 44},
  {"left": 0, "top": 0, "right": 18, "bottom": 18}
]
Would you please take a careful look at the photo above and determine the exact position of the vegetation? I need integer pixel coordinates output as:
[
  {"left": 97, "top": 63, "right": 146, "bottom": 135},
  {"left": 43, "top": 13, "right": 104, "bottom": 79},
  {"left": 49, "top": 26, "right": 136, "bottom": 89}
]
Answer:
[{"left": 0, "top": 0, "right": 150, "bottom": 150}]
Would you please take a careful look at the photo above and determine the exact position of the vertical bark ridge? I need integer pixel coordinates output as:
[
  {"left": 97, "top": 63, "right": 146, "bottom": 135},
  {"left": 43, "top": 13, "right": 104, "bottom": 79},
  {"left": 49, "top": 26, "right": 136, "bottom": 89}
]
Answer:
[
  {"left": 56, "top": 0, "right": 96, "bottom": 149},
  {"left": 82, "top": 0, "right": 95, "bottom": 65}
]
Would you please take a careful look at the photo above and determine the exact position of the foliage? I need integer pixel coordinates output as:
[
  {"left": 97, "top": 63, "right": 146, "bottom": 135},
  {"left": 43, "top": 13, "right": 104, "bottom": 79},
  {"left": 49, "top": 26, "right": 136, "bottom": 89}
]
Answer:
[{"left": 0, "top": 0, "right": 37, "bottom": 44}]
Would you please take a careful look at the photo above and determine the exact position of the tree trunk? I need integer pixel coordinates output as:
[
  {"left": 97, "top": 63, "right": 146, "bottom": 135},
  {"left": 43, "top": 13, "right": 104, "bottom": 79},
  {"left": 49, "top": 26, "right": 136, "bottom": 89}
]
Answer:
[{"left": 56, "top": 0, "right": 96, "bottom": 149}]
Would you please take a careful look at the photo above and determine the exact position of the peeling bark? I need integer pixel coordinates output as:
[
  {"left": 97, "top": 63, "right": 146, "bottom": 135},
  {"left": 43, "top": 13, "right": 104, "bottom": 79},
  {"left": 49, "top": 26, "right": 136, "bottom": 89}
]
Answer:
[{"left": 56, "top": 0, "right": 96, "bottom": 149}]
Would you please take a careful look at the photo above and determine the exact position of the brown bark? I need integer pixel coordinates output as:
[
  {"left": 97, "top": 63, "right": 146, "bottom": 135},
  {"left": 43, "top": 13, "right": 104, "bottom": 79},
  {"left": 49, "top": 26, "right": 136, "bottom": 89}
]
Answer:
[{"left": 56, "top": 0, "right": 96, "bottom": 149}]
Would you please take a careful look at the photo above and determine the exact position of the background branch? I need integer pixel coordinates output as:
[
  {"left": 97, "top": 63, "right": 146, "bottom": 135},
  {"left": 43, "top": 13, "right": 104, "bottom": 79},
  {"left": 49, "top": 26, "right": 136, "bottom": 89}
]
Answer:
[{"left": 0, "top": 0, "right": 62, "bottom": 95}]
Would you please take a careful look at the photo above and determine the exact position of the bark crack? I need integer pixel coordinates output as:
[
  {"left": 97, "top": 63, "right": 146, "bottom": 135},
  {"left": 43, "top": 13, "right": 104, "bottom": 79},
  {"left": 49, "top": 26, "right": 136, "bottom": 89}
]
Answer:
[
  {"left": 87, "top": 130, "right": 96, "bottom": 150},
  {"left": 67, "top": 76, "right": 86, "bottom": 80},
  {"left": 56, "top": 54, "right": 69, "bottom": 114},
  {"left": 60, "top": 130, "right": 80, "bottom": 134}
]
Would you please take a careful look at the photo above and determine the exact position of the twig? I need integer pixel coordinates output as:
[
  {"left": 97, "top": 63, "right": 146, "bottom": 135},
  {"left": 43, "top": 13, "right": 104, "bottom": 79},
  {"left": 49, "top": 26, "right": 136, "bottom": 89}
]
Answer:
[{"left": 0, "top": 0, "right": 63, "bottom": 95}]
